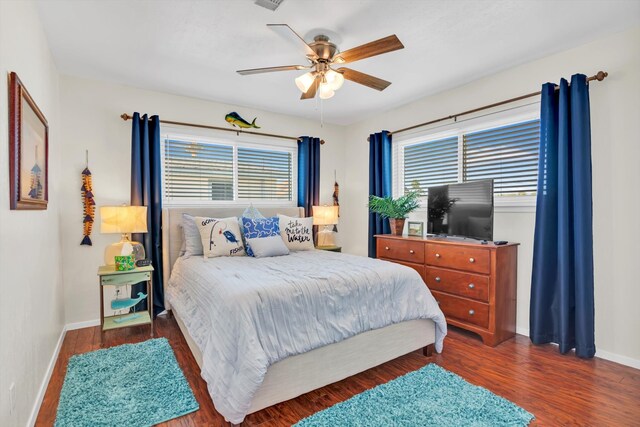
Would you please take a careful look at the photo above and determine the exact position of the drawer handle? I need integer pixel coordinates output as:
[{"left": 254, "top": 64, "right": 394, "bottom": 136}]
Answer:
[
  {"left": 469, "top": 257, "right": 475, "bottom": 263},
  {"left": 468, "top": 283, "right": 475, "bottom": 289},
  {"left": 435, "top": 253, "right": 441, "bottom": 258},
  {"left": 435, "top": 276, "right": 441, "bottom": 282},
  {"left": 469, "top": 309, "right": 475, "bottom": 316},
  {"left": 409, "top": 250, "right": 415, "bottom": 254},
  {"left": 385, "top": 246, "right": 390, "bottom": 250}
]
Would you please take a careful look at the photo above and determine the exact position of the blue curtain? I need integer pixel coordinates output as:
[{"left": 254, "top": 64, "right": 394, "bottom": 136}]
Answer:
[
  {"left": 368, "top": 131, "right": 392, "bottom": 258},
  {"left": 530, "top": 74, "right": 595, "bottom": 358},
  {"left": 130, "top": 113, "right": 165, "bottom": 316},
  {"left": 297, "top": 137, "right": 321, "bottom": 217}
]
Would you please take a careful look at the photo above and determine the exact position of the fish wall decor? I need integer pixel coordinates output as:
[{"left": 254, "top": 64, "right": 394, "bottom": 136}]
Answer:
[
  {"left": 225, "top": 112, "right": 261, "bottom": 129},
  {"left": 81, "top": 150, "right": 95, "bottom": 246}
]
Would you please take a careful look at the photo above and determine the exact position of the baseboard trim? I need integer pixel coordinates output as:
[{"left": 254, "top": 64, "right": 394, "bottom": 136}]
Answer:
[
  {"left": 27, "top": 325, "right": 66, "bottom": 427},
  {"left": 65, "top": 318, "right": 100, "bottom": 331},
  {"left": 515, "top": 326, "right": 639, "bottom": 369}
]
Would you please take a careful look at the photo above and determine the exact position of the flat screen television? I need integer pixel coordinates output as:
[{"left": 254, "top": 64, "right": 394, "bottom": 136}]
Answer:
[{"left": 427, "top": 179, "right": 494, "bottom": 240}]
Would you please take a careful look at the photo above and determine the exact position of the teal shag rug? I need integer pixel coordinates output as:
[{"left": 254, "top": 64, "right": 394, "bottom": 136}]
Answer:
[
  {"left": 55, "top": 338, "right": 199, "bottom": 427},
  {"left": 295, "top": 364, "right": 534, "bottom": 427}
]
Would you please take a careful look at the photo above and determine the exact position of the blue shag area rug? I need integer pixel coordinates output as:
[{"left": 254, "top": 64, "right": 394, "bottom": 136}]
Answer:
[
  {"left": 295, "top": 364, "right": 534, "bottom": 427},
  {"left": 55, "top": 338, "right": 199, "bottom": 427}
]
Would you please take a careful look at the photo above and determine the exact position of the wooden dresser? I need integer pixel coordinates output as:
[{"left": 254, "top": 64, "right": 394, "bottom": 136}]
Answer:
[{"left": 375, "top": 234, "right": 518, "bottom": 346}]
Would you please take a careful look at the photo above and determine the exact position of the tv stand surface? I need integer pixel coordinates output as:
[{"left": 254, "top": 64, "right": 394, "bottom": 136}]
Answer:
[{"left": 375, "top": 234, "right": 518, "bottom": 346}]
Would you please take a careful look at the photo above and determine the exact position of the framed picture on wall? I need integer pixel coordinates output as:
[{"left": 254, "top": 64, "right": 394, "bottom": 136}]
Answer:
[
  {"left": 407, "top": 221, "right": 424, "bottom": 237},
  {"left": 9, "top": 72, "right": 49, "bottom": 210}
]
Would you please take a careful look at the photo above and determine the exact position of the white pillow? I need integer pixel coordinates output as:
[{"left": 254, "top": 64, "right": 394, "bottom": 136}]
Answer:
[
  {"left": 278, "top": 214, "right": 315, "bottom": 251},
  {"left": 182, "top": 213, "right": 204, "bottom": 257},
  {"left": 246, "top": 236, "right": 290, "bottom": 258},
  {"left": 194, "top": 216, "right": 246, "bottom": 258}
]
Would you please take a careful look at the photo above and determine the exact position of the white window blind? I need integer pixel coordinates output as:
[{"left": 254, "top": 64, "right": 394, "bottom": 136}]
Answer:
[
  {"left": 403, "top": 135, "right": 459, "bottom": 194},
  {"left": 163, "top": 138, "right": 234, "bottom": 201},
  {"left": 237, "top": 147, "right": 292, "bottom": 200},
  {"left": 463, "top": 119, "right": 540, "bottom": 195}
]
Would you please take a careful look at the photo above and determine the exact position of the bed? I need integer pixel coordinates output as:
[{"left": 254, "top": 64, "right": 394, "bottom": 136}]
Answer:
[{"left": 162, "top": 207, "right": 447, "bottom": 424}]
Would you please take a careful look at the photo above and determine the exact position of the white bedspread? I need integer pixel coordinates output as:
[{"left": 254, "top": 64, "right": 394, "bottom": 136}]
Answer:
[{"left": 166, "top": 250, "right": 446, "bottom": 423}]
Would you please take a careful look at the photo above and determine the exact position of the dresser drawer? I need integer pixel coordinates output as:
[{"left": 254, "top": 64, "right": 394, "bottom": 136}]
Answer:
[
  {"left": 426, "top": 244, "right": 490, "bottom": 274},
  {"left": 101, "top": 271, "right": 150, "bottom": 286},
  {"left": 377, "top": 238, "right": 425, "bottom": 263},
  {"left": 432, "top": 290, "right": 489, "bottom": 329},
  {"left": 425, "top": 267, "right": 489, "bottom": 302},
  {"left": 381, "top": 259, "right": 425, "bottom": 281}
]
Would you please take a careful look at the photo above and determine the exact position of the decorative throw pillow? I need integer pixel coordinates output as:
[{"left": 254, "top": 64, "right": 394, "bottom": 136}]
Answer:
[
  {"left": 238, "top": 205, "right": 266, "bottom": 246},
  {"left": 246, "top": 235, "right": 290, "bottom": 258},
  {"left": 278, "top": 214, "right": 315, "bottom": 251},
  {"left": 194, "top": 216, "right": 245, "bottom": 258},
  {"left": 242, "top": 216, "right": 280, "bottom": 257},
  {"left": 182, "top": 213, "right": 204, "bottom": 257}
]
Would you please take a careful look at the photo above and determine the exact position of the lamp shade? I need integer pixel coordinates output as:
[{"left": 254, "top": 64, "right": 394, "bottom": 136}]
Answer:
[
  {"left": 100, "top": 205, "right": 148, "bottom": 234},
  {"left": 313, "top": 205, "right": 339, "bottom": 226}
]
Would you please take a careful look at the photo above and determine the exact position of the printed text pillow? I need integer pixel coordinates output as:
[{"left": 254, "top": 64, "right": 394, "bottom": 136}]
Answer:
[
  {"left": 241, "top": 216, "right": 280, "bottom": 257},
  {"left": 194, "top": 216, "right": 245, "bottom": 258},
  {"left": 278, "top": 214, "right": 314, "bottom": 251}
]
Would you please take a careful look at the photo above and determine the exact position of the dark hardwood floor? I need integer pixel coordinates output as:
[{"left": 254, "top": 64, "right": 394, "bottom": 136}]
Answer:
[{"left": 36, "top": 316, "right": 640, "bottom": 426}]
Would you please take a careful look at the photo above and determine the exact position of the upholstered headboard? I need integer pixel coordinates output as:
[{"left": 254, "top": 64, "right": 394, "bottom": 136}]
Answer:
[{"left": 161, "top": 206, "right": 305, "bottom": 306}]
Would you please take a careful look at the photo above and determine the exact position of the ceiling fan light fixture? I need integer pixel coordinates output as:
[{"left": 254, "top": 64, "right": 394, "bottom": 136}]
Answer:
[
  {"left": 325, "top": 69, "right": 344, "bottom": 91},
  {"left": 318, "top": 82, "right": 335, "bottom": 100},
  {"left": 295, "top": 72, "right": 316, "bottom": 93}
]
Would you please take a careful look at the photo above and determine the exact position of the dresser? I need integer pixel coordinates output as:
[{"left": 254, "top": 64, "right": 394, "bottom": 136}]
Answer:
[{"left": 375, "top": 235, "right": 518, "bottom": 346}]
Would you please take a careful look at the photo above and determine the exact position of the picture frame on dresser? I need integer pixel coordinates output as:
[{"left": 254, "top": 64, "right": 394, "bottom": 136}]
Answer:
[
  {"left": 8, "top": 72, "right": 49, "bottom": 210},
  {"left": 407, "top": 221, "right": 424, "bottom": 237}
]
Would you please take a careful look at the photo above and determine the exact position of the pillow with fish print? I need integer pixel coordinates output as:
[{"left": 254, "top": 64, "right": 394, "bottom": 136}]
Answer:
[
  {"left": 194, "top": 216, "right": 246, "bottom": 258},
  {"left": 241, "top": 216, "right": 280, "bottom": 257}
]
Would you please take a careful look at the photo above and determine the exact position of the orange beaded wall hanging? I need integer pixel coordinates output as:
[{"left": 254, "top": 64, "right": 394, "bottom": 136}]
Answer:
[{"left": 80, "top": 150, "right": 95, "bottom": 246}]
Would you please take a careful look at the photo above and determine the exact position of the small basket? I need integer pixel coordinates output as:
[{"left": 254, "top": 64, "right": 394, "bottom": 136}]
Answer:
[{"left": 114, "top": 255, "right": 135, "bottom": 271}]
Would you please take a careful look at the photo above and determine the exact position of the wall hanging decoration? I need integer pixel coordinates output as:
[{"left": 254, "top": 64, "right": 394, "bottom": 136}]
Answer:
[
  {"left": 8, "top": 72, "right": 49, "bottom": 210},
  {"left": 224, "top": 112, "right": 260, "bottom": 129},
  {"left": 332, "top": 170, "right": 339, "bottom": 232},
  {"left": 81, "top": 150, "right": 95, "bottom": 246}
]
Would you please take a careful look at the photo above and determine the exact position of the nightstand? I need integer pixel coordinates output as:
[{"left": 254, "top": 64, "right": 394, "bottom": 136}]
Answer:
[
  {"left": 97, "top": 265, "right": 154, "bottom": 336},
  {"left": 316, "top": 246, "right": 342, "bottom": 252}
]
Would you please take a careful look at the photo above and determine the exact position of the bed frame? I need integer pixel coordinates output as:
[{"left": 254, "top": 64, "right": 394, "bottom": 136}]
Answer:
[{"left": 161, "top": 207, "right": 436, "bottom": 419}]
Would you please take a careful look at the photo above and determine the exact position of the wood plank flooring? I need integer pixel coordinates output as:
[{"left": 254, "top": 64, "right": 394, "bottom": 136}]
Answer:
[{"left": 36, "top": 316, "right": 640, "bottom": 426}]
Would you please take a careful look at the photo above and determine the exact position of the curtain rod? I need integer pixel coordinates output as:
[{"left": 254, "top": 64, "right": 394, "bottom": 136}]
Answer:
[
  {"left": 120, "top": 113, "right": 325, "bottom": 145},
  {"left": 367, "top": 70, "right": 608, "bottom": 140}
]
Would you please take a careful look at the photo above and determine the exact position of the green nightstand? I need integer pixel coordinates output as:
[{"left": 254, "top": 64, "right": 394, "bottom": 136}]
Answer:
[
  {"left": 97, "top": 265, "right": 154, "bottom": 336},
  {"left": 316, "top": 246, "right": 342, "bottom": 252}
]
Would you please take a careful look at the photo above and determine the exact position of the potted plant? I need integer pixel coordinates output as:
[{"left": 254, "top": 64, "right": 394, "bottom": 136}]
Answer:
[{"left": 368, "top": 191, "right": 421, "bottom": 235}]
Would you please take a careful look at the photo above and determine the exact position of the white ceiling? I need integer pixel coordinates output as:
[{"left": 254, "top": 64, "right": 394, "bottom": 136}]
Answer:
[{"left": 36, "top": 0, "right": 639, "bottom": 125}]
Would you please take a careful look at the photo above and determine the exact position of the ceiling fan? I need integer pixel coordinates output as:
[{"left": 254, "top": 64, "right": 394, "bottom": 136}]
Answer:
[{"left": 236, "top": 24, "right": 404, "bottom": 100}]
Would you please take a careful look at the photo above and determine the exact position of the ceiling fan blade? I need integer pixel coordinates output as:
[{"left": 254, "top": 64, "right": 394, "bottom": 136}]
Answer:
[
  {"left": 333, "top": 35, "right": 404, "bottom": 64},
  {"left": 300, "top": 76, "right": 320, "bottom": 100},
  {"left": 267, "top": 24, "right": 318, "bottom": 59},
  {"left": 337, "top": 68, "right": 391, "bottom": 91},
  {"left": 237, "top": 65, "right": 308, "bottom": 75}
]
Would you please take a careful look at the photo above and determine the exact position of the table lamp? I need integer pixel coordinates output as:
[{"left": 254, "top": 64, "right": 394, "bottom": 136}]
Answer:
[
  {"left": 313, "top": 205, "right": 339, "bottom": 248},
  {"left": 100, "top": 205, "right": 148, "bottom": 265}
]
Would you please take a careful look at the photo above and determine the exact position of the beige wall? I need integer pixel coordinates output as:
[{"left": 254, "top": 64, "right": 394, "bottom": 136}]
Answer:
[
  {"left": 341, "top": 27, "right": 640, "bottom": 365},
  {"left": 58, "top": 76, "right": 347, "bottom": 324},
  {"left": 0, "top": 1, "right": 64, "bottom": 426}
]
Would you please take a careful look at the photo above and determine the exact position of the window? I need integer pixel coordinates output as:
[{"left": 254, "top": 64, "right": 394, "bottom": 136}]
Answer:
[
  {"left": 162, "top": 132, "right": 296, "bottom": 205},
  {"left": 463, "top": 120, "right": 540, "bottom": 196},
  {"left": 403, "top": 135, "right": 458, "bottom": 192},
  {"left": 396, "top": 114, "right": 540, "bottom": 206}
]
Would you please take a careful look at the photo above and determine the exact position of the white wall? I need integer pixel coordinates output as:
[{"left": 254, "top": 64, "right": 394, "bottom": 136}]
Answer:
[
  {"left": 341, "top": 27, "right": 640, "bottom": 364},
  {"left": 58, "top": 76, "right": 347, "bottom": 324},
  {"left": 0, "top": 1, "right": 64, "bottom": 426}
]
